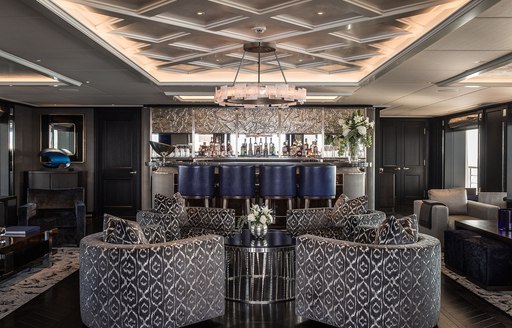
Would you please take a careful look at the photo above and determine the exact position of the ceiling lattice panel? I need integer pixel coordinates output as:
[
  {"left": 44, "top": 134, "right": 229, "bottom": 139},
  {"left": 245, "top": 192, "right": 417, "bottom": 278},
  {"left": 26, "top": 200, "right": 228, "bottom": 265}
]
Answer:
[{"left": 43, "top": 0, "right": 469, "bottom": 84}]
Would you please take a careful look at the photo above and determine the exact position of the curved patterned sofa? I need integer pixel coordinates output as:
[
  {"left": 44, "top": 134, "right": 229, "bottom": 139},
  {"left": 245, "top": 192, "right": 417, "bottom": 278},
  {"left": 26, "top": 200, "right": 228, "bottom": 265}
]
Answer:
[
  {"left": 295, "top": 233, "right": 441, "bottom": 328},
  {"left": 80, "top": 232, "right": 225, "bottom": 328}
]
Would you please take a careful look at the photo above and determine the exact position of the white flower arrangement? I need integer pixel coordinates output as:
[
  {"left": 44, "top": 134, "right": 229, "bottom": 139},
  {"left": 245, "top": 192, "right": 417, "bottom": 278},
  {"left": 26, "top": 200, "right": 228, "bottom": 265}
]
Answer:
[
  {"left": 244, "top": 204, "right": 274, "bottom": 226},
  {"left": 337, "top": 110, "right": 374, "bottom": 158}
]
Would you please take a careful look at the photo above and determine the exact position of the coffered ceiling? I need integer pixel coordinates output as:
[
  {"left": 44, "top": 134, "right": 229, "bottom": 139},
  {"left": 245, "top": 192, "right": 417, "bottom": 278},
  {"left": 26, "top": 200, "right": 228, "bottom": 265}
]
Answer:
[{"left": 0, "top": 0, "right": 512, "bottom": 116}]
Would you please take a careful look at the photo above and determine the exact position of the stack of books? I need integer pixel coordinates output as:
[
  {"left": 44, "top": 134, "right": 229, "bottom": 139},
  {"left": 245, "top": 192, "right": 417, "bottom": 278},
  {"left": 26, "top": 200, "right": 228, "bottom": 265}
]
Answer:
[{"left": 4, "top": 226, "right": 40, "bottom": 237}]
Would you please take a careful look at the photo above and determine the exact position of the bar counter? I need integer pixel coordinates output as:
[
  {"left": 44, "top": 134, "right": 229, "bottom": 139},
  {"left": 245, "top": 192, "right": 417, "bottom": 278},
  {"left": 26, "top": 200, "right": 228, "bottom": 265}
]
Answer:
[{"left": 149, "top": 157, "right": 368, "bottom": 205}]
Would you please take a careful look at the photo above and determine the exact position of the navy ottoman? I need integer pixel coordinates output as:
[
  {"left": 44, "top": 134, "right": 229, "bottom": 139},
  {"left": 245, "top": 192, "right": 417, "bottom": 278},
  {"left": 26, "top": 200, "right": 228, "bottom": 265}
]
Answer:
[
  {"left": 463, "top": 237, "right": 512, "bottom": 289},
  {"left": 444, "top": 229, "right": 480, "bottom": 274}
]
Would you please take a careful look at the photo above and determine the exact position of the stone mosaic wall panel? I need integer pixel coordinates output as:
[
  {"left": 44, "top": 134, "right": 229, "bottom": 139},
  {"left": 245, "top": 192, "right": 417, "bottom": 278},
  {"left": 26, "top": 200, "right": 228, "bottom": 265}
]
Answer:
[
  {"left": 237, "top": 108, "right": 279, "bottom": 134},
  {"left": 279, "top": 108, "right": 322, "bottom": 133},
  {"left": 194, "top": 108, "right": 236, "bottom": 133},
  {"left": 152, "top": 107, "right": 192, "bottom": 133},
  {"left": 324, "top": 108, "right": 363, "bottom": 134}
]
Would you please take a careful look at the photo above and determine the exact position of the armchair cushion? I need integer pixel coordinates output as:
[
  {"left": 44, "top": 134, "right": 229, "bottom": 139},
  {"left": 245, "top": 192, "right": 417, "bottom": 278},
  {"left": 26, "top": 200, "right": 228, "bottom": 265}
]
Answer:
[
  {"left": 154, "top": 192, "right": 188, "bottom": 225},
  {"left": 184, "top": 207, "right": 237, "bottom": 237},
  {"left": 428, "top": 188, "right": 467, "bottom": 214},
  {"left": 375, "top": 215, "right": 418, "bottom": 245},
  {"left": 136, "top": 210, "right": 181, "bottom": 241},
  {"left": 103, "top": 214, "right": 148, "bottom": 245},
  {"left": 141, "top": 224, "right": 166, "bottom": 244},
  {"left": 329, "top": 194, "right": 368, "bottom": 226},
  {"left": 353, "top": 224, "right": 378, "bottom": 244}
]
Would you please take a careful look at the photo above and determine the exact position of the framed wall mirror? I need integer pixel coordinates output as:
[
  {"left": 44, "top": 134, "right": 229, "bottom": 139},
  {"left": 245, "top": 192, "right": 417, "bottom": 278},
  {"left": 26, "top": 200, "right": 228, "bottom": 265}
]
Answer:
[{"left": 41, "top": 114, "right": 85, "bottom": 162}]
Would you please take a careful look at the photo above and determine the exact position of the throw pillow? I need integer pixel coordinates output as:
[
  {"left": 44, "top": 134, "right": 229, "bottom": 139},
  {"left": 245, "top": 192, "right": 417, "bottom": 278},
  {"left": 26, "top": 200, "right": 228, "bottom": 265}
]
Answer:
[
  {"left": 103, "top": 213, "right": 148, "bottom": 244},
  {"left": 330, "top": 194, "right": 368, "bottom": 226},
  {"left": 136, "top": 210, "right": 181, "bottom": 242},
  {"left": 141, "top": 224, "right": 166, "bottom": 244},
  {"left": 154, "top": 192, "right": 188, "bottom": 225},
  {"left": 375, "top": 215, "right": 418, "bottom": 245},
  {"left": 428, "top": 188, "right": 467, "bottom": 215}
]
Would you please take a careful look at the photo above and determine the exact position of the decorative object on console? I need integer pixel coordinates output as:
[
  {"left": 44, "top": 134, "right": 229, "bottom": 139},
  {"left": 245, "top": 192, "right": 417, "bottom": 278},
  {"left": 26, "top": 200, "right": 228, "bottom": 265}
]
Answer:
[
  {"left": 39, "top": 148, "right": 71, "bottom": 168},
  {"left": 241, "top": 204, "right": 274, "bottom": 240},
  {"left": 499, "top": 209, "right": 512, "bottom": 231},
  {"left": 336, "top": 110, "right": 374, "bottom": 162},
  {"left": 149, "top": 140, "right": 174, "bottom": 164},
  {"left": 214, "top": 38, "right": 306, "bottom": 108}
]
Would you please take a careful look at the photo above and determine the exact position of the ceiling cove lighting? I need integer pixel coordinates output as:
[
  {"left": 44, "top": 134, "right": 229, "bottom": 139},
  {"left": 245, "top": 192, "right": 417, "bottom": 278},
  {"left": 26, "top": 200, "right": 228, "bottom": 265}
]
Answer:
[{"left": 214, "top": 42, "right": 306, "bottom": 108}]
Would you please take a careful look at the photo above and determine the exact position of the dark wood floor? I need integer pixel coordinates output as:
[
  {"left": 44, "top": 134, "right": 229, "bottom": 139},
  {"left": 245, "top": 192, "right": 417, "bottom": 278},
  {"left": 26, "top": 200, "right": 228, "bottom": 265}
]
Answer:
[{"left": 1, "top": 270, "right": 511, "bottom": 328}]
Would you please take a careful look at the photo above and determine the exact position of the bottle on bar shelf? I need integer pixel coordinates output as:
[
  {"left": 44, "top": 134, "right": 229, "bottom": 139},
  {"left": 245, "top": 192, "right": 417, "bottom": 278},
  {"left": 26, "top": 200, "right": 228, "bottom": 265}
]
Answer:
[
  {"left": 216, "top": 137, "right": 221, "bottom": 156},
  {"left": 248, "top": 138, "right": 253, "bottom": 157},
  {"left": 227, "top": 139, "right": 232, "bottom": 156},
  {"left": 304, "top": 138, "right": 309, "bottom": 157},
  {"left": 312, "top": 140, "right": 319, "bottom": 157},
  {"left": 282, "top": 141, "right": 288, "bottom": 156},
  {"left": 269, "top": 137, "right": 275, "bottom": 156},
  {"left": 263, "top": 137, "right": 269, "bottom": 157},
  {"left": 296, "top": 140, "right": 303, "bottom": 157},
  {"left": 255, "top": 138, "right": 262, "bottom": 157},
  {"left": 241, "top": 138, "right": 247, "bottom": 156},
  {"left": 291, "top": 140, "right": 297, "bottom": 157},
  {"left": 220, "top": 141, "right": 226, "bottom": 157}
]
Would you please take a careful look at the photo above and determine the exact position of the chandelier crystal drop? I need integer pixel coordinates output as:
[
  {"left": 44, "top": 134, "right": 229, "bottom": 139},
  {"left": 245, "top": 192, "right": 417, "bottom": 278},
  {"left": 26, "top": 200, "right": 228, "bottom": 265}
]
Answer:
[{"left": 214, "top": 42, "right": 306, "bottom": 108}]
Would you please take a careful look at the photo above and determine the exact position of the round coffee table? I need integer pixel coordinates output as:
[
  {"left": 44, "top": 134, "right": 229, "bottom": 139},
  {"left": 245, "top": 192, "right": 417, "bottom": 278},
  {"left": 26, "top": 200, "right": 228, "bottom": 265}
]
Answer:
[{"left": 225, "top": 228, "right": 295, "bottom": 304}]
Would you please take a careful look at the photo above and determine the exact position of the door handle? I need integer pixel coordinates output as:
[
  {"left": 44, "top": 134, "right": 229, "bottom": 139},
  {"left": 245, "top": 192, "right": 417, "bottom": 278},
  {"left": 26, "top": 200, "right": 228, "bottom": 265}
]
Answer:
[
  {"left": 129, "top": 171, "right": 137, "bottom": 175},
  {"left": 402, "top": 167, "right": 410, "bottom": 171},
  {"left": 394, "top": 167, "right": 401, "bottom": 171}
]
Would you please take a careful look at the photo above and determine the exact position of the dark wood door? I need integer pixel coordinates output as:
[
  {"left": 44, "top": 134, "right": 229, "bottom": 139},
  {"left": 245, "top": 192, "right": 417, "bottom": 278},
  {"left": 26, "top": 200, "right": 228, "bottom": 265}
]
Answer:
[
  {"left": 95, "top": 108, "right": 141, "bottom": 219},
  {"left": 380, "top": 120, "right": 427, "bottom": 210}
]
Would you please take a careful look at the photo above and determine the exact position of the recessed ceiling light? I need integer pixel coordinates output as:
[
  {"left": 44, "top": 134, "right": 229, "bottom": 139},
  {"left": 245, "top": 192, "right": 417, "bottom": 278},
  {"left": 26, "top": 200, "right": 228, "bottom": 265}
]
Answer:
[
  {"left": 35, "top": 59, "right": 41, "bottom": 62},
  {"left": 85, "top": 80, "right": 90, "bottom": 84},
  {"left": 196, "top": 11, "right": 205, "bottom": 15},
  {"left": 347, "top": 24, "right": 352, "bottom": 30},
  {"left": 317, "top": 12, "right": 324, "bottom": 15},
  {"left": 298, "top": 59, "right": 303, "bottom": 62}
]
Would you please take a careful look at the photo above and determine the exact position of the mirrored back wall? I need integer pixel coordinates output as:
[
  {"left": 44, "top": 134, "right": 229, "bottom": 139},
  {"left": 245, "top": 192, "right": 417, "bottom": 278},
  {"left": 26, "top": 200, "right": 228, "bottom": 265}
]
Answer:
[{"left": 151, "top": 106, "right": 373, "bottom": 135}]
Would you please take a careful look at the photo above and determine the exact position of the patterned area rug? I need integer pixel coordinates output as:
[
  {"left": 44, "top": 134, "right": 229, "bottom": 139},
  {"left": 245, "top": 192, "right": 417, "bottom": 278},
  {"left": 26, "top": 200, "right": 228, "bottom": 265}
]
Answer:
[
  {"left": 442, "top": 262, "right": 512, "bottom": 317},
  {"left": 0, "top": 247, "right": 79, "bottom": 320}
]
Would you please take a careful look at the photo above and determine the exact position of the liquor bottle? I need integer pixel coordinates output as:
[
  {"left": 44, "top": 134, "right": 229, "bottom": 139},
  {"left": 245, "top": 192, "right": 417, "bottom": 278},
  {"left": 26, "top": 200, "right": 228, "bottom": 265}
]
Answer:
[
  {"left": 255, "top": 138, "right": 262, "bottom": 156},
  {"left": 209, "top": 137, "right": 215, "bottom": 157},
  {"left": 296, "top": 141, "right": 303, "bottom": 157},
  {"left": 269, "top": 137, "right": 275, "bottom": 156},
  {"left": 220, "top": 141, "right": 226, "bottom": 157},
  {"left": 241, "top": 138, "right": 247, "bottom": 156},
  {"left": 216, "top": 137, "right": 221, "bottom": 156},
  {"left": 312, "top": 140, "right": 319, "bottom": 157},
  {"left": 304, "top": 138, "right": 309, "bottom": 157},
  {"left": 263, "top": 137, "right": 269, "bottom": 157},
  {"left": 227, "top": 139, "right": 232, "bottom": 156},
  {"left": 248, "top": 138, "right": 253, "bottom": 156},
  {"left": 282, "top": 141, "right": 288, "bottom": 156},
  {"left": 291, "top": 140, "right": 297, "bottom": 157}
]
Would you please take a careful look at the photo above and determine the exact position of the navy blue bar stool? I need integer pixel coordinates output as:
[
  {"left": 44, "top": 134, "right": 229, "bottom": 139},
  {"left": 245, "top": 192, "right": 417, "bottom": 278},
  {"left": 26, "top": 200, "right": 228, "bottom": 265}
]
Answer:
[
  {"left": 298, "top": 164, "right": 336, "bottom": 208},
  {"left": 177, "top": 165, "right": 215, "bottom": 207},
  {"left": 259, "top": 165, "right": 297, "bottom": 210},
  {"left": 219, "top": 165, "right": 256, "bottom": 214}
]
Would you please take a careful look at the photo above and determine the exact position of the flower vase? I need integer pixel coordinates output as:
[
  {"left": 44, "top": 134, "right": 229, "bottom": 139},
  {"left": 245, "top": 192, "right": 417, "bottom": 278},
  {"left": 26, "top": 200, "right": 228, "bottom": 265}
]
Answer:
[
  {"left": 249, "top": 223, "right": 268, "bottom": 239},
  {"left": 348, "top": 142, "right": 359, "bottom": 162}
]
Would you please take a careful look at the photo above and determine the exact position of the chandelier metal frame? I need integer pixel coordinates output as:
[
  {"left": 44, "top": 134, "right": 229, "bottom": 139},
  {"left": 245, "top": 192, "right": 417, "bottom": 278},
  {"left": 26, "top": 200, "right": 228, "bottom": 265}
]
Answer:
[{"left": 214, "top": 42, "right": 306, "bottom": 108}]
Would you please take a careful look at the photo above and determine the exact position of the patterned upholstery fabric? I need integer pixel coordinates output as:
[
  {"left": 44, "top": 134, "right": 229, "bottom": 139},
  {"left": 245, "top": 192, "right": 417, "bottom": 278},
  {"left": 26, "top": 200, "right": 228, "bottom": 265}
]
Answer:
[
  {"left": 181, "top": 227, "right": 217, "bottom": 238},
  {"left": 136, "top": 210, "right": 181, "bottom": 242},
  {"left": 80, "top": 232, "right": 225, "bottom": 328},
  {"left": 376, "top": 215, "right": 418, "bottom": 245},
  {"left": 286, "top": 207, "right": 385, "bottom": 241},
  {"left": 353, "top": 224, "right": 377, "bottom": 244},
  {"left": 329, "top": 194, "right": 368, "bottom": 227},
  {"left": 154, "top": 192, "right": 188, "bottom": 225},
  {"left": 141, "top": 225, "right": 166, "bottom": 244},
  {"left": 295, "top": 233, "right": 441, "bottom": 328},
  {"left": 103, "top": 214, "right": 148, "bottom": 245},
  {"left": 185, "top": 207, "right": 237, "bottom": 237}
]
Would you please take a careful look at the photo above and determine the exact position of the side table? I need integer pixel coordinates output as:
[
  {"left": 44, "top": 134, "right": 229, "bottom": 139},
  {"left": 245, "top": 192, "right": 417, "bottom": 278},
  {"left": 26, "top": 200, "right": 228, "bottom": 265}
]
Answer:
[{"left": 225, "top": 229, "right": 295, "bottom": 304}]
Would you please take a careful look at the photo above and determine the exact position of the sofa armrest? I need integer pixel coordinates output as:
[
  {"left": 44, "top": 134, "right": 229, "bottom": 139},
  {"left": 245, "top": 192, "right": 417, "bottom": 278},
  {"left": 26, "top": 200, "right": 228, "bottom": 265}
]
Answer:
[
  {"left": 286, "top": 208, "right": 331, "bottom": 237},
  {"left": 467, "top": 200, "right": 499, "bottom": 220},
  {"left": 19, "top": 203, "right": 37, "bottom": 225},
  {"left": 414, "top": 199, "right": 448, "bottom": 245},
  {"left": 185, "top": 207, "right": 237, "bottom": 237}
]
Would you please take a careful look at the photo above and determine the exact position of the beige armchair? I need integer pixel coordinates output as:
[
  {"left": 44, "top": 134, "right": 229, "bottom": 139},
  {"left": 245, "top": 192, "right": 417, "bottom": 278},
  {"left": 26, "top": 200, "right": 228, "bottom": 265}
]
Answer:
[{"left": 414, "top": 188, "right": 499, "bottom": 245}]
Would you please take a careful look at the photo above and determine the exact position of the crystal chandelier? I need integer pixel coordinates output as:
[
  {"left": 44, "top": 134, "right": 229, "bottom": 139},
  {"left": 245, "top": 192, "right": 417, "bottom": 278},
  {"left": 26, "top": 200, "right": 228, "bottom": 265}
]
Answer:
[{"left": 214, "top": 42, "right": 306, "bottom": 108}]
